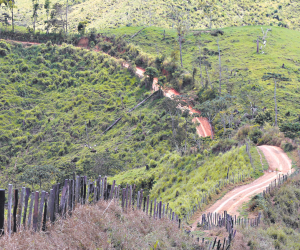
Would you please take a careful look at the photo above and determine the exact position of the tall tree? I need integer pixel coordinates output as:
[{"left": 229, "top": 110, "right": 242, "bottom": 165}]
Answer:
[
  {"left": 32, "top": 0, "right": 39, "bottom": 33},
  {"left": 44, "top": 0, "right": 50, "bottom": 34},
  {"left": 262, "top": 73, "right": 289, "bottom": 127},
  {"left": 5, "top": 0, "right": 15, "bottom": 32},
  {"left": 170, "top": 3, "right": 190, "bottom": 67}
]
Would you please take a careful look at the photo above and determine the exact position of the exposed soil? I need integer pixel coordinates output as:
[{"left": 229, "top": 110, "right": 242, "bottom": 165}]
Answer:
[{"left": 191, "top": 145, "right": 292, "bottom": 230}]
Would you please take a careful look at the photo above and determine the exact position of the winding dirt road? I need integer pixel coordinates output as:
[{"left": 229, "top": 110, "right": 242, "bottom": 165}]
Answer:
[
  {"left": 191, "top": 145, "right": 292, "bottom": 230},
  {"left": 192, "top": 145, "right": 292, "bottom": 229},
  {"left": 136, "top": 66, "right": 212, "bottom": 138}
]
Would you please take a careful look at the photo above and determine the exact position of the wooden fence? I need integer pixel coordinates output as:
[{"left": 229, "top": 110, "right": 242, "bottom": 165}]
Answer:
[{"left": 0, "top": 168, "right": 298, "bottom": 249}]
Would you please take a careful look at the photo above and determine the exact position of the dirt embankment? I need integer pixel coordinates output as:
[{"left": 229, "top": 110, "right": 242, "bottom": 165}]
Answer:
[{"left": 191, "top": 145, "right": 292, "bottom": 230}]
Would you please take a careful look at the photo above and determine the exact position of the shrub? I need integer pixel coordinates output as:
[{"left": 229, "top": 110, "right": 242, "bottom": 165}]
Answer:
[
  {"left": 0, "top": 48, "right": 8, "bottom": 57},
  {"left": 249, "top": 127, "right": 262, "bottom": 144},
  {"left": 281, "top": 141, "right": 295, "bottom": 152}
]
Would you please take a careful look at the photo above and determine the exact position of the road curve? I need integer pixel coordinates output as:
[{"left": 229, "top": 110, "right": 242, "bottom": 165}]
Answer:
[
  {"left": 137, "top": 66, "right": 212, "bottom": 138},
  {"left": 191, "top": 145, "right": 292, "bottom": 230}
]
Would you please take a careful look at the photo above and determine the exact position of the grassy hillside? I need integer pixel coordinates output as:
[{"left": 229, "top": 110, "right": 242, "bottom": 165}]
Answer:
[
  {"left": 12, "top": 0, "right": 300, "bottom": 33},
  {"left": 0, "top": 40, "right": 187, "bottom": 189},
  {"left": 98, "top": 25, "right": 300, "bottom": 132}
]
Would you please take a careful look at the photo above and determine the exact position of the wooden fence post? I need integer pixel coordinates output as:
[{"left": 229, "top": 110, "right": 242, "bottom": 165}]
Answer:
[
  {"left": 42, "top": 192, "right": 48, "bottom": 231},
  {"left": 17, "top": 187, "right": 25, "bottom": 230},
  {"left": 37, "top": 191, "right": 46, "bottom": 231},
  {"left": 146, "top": 195, "right": 149, "bottom": 215},
  {"left": 153, "top": 198, "right": 156, "bottom": 219},
  {"left": 23, "top": 188, "right": 30, "bottom": 228},
  {"left": 49, "top": 189, "right": 55, "bottom": 223},
  {"left": 7, "top": 184, "right": 12, "bottom": 236},
  {"left": 13, "top": 189, "right": 19, "bottom": 233},
  {"left": 33, "top": 191, "right": 39, "bottom": 232},
  {"left": 27, "top": 192, "right": 34, "bottom": 229},
  {"left": 0, "top": 189, "right": 4, "bottom": 236}
]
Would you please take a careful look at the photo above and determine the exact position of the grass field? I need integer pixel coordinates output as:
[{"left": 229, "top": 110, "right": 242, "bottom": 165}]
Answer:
[{"left": 11, "top": 0, "right": 300, "bottom": 33}]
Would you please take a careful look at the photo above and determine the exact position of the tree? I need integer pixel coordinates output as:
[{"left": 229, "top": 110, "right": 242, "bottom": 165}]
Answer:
[
  {"left": 19, "top": 165, "right": 60, "bottom": 189},
  {"left": 170, "top": 3, "right": 190, "bottom": 67},
  {"left": 3, "top": 0, "right": 15, "bottom": 32},
  {"left": 262, "top": 73, "right": 289, "bottom": 126},
  {"left": 157, "top": 76, "right": 166, "bottom": 97},
  {"left": 32, "top": 0, "right": 39, "bottom": 33},
  {"left": 195, "top": 96, "right": 228, "bottom": 139},
  {"left": 144, "top": 67, "right": 158, "bottom": 88},
  {"left": 44, "top": 0, "right": 50, "bottom": 34},
  {"left": 93, "top": 152, "right": 121, "bottom": 177}
]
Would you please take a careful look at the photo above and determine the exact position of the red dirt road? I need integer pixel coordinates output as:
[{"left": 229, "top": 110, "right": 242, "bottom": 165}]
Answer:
[
  {"left": 191, "top": 145, "right": 292, "bottom": 230},
  {"left": 136, "top": 66, "right": 212, "bottom": 138}
]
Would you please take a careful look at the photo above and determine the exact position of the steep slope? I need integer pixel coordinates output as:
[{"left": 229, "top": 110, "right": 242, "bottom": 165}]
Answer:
[{"left": 0, "top": 41, "right": 200, "bottom": 190}]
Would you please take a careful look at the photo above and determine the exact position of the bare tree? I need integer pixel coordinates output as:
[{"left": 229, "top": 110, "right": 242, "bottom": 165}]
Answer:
[
  {"left": 262, "top": 73, "right": 289, "bottom": 126},
  {"left": 170, "top": 3, "right": 190, "bottom": 67}
]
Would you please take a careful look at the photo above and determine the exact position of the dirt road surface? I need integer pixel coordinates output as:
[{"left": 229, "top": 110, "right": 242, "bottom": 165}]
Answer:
[{"left": 191, "top": 145, "right": 292, "bottom": 230}]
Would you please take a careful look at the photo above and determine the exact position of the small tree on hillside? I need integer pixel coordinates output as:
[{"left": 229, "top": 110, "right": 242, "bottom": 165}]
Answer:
[
  {"left": 145, "top": 67, "right": 158, "bottom": 89},
  {"left": 262, "top": 73, "right": 289, "bottom": 127},
  {"left": 19, "top": 165, "right": 60, "bottom": 189},
  {"left": 44, "top": 0, "right": 50, "bottom": 34},
  {"left": 169, "top": 3, "right": 190, "bottom": 68},
  {"left": 32, "top": 0, "right": 39, "bottom": 33},
  {"left": 195, "top": 96, "right": 228, "bottom": 139}
]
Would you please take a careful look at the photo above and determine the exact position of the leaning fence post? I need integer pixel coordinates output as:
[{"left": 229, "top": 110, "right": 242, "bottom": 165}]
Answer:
[
  {"left": 7, "top": 184, "right": 12, "bottom": 236},
  {"left": 0, "top": 189, "right": 4, "bottom": 236}
]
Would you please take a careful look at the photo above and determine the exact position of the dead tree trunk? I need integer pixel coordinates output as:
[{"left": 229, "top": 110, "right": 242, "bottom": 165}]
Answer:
[{"left": 274, "top": 78, "right": 278, "bottom": 126}]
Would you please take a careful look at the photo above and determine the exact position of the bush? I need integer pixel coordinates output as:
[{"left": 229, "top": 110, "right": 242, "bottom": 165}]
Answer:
[
  {"left": 249, "top": 127, "right": 262, "bottom": 144},
  {"left": 0, "top": 48, "right": 8, "bottom": 57},
  {"left": 281, "top": 141, "right": 295, "bottom": 152}
]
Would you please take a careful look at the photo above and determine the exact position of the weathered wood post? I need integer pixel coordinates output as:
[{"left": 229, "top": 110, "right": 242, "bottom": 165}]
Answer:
[
  {"left": 17, "top": 187, "right": 25, "bottom": 230},
  {"left": 13, "top": 189, "right": 19, "bottom": 233},
  {"left": 0, "top": 189, "right": 4, "bottom": 236},
  {"left": 37, "top": 191, "right": 46, "bottom": 231},
  {"left": 27, "top": 192, "right": 34, "bottom": 229},
  {"left": 23, "top": 188, "right": 30, "bottom": 228},
  {"left": 42, "top": 192, "right": 48, "bottom": 231},
  {"left": 33, "top": 191, "right": 39, "bottom": 232},
  {"left": 49, "top": 189, "right": 55, "bottom": 223},
  {"left": 7, "top": 184, "right": 12, "bottom": 236}
]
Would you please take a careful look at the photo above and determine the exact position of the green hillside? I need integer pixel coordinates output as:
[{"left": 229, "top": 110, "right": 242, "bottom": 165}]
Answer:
[
  {"left": 98, "top": 25, "right": 300, "bottom": 131},
  {"left": 10, "top": 0, "right": 300, "bottom": 33}
]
